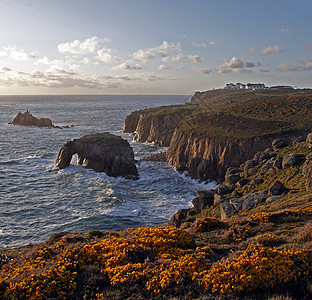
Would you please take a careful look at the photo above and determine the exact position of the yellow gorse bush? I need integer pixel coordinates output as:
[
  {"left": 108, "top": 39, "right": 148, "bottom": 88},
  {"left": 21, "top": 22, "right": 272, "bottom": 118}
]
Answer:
[
  {"left": 0, "top": 225, "right": 311, "bottom": 298},
  {"left": 200, "top": 244, "right": 312, "bottom": 294}
]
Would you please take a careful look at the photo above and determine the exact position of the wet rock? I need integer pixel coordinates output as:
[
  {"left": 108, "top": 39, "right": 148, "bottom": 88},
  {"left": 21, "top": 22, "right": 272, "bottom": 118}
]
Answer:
[
  {"left": 272, "top": 138, "right": 288, "bottom": 151},
  {"left": 11, "top": 110, "right": 53, "bottom": 127},
  {"left": 220, "top": 202, "right": 235, "bottom": 220},
  {"left": 269, "top": 180, "right": 288, "bottom": 195}
]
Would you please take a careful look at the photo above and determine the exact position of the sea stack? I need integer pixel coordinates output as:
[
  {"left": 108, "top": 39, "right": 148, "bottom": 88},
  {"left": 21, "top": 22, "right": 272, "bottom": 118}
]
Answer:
[{"left": 55, "top": 132, "right": 139, "bottom": 179}]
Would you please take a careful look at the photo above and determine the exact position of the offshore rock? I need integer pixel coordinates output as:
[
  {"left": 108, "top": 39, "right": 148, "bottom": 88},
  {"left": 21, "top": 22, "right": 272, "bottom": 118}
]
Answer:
[
  {"left": 11, "top": 110, "right": 74, "bottom": 129},
  {"left": 55, "top": 132, "right": 139, "bottom": 179},
  {"left": 11, "top": 110, "right": 53, "bottom": 127}
]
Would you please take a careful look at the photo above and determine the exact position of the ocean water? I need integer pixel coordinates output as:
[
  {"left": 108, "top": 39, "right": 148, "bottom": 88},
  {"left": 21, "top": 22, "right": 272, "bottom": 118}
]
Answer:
[{"left": 0, "top": 95, "right": 217, "bottom": 248}]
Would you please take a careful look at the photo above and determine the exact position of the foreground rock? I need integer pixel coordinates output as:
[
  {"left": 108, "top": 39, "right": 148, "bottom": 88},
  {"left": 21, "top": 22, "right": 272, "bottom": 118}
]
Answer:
[
  {"left": 10, "top": 111, "right": 74, "bottom": 129},
  {"left": 55, "top": 132, "right": 139, "bottom": 179}
]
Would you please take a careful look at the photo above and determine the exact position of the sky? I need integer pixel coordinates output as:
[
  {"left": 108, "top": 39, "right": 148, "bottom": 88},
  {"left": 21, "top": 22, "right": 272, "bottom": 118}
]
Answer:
[{"left": 0, "top": 0, "right": 311, "bottom": 95}]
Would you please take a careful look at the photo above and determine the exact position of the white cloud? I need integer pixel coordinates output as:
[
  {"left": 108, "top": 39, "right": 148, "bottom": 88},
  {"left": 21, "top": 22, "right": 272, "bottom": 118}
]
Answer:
[
  {"left": 260, "top": 45, "right": 281, "bottom": 56},
  {"left": 157, "top": 64, "right": 174, "bottom": 71},
  {"left": 96, "top": 48, "right": 116, "bottom": 64},
  {"left": 131, "top": 41, "right": 181, "bottom": 63},
  {"left": 216, "top": 56, "right": 259, "bottom": 73},
  {"left": 132, "top": 49, "right": 156, "bottom": 63},
  {"left": 111, "top": 62, "right": 143, "bottom": 70},
  {"left": 281, "top": 28, "right": 293, "bottom": 33},
  {"left": 192, "top": 67, "right": 211, "bottom": 74},
  {"left": 0, "top": 46, "right": 37, "bottom": 61},
  {"left": 2, "top": 66, "right": 13, "bottom": 72},
  {"left": 193, "top": 42, "right": 207, "bottom": 48},
  {"left": 170, "top": 54, "right": 184, "bottom": 62},
  {"left": 58, "top": 36, "right": 98, "bottom": 54},
  {"left": 188, "top": 55, "right": 204, "bottom": 63},
  {"left": 277, "top": 58, "right": 312, "bottom": 72},
  {"left": 193, "top": 41, "right": 217, "bottom": 48}
]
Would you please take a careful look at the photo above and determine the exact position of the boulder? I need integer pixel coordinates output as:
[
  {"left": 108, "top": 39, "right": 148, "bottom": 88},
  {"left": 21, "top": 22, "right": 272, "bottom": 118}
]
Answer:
[
  {"left": 237, "top": 178, "right": 249, "bottom": 187},
  {"left": 192, "top": 191, "right": 214, "bottom": 212},
  {"left": 293, "top": 136, "right": 306, "bottom": 145},
  {"left": 254, "top": 151, "right": 271, "bottom": 161},
  {"left": 216, "top": 186, "right": 230, "bottom": 196},
  {"left": 168, "top": 208, "right": 193, "bottom": 227},
  {"left": 303, "top": 153, "right": 312, "bottom": 190},
  {"left": 306, "top": 133, "right": 312, "bottom": 148},
  {"left": 225, "top": 167, "right": 241, "bottom": 177},
  {"left": 273, "top": 157, "right": 283, "bottom": 169},
  {"left": 272, "top": 138, "right": 288, "bottom": 151},
  {"left": 241, "top": 191, "right": 267, "bottom": 210},
  {"left": 268, "top": 180, "right": 288, "bottom": 195},
  {"left": 230, "top": 198, "right": 243, "bottom": 211},
  {"left": 225, "top": 174, "right": 241, "bottom": 185},
  {"left": 220, "top": 202, "right": 235, "bottom": 220},
  {"left": 282, "top": 154, "right": 303, "bottom": 169},
  {"left": 266, "top": 195, "right": 285, "bottom": 203},
  {"left": 251, "top": 178, "right": 264, "bottom": 185},
  {"left": 244, "top": 160, "right": 257, "bottom": 171},
  {"left": 55, "top": 132, "right": 139, "bottom": 179},
  {"left": 11, "top": 110, "right": 53, "bottom": 127}
]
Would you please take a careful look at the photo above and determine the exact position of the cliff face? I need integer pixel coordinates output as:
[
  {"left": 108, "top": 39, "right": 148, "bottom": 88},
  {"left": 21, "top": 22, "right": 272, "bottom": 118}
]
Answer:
[
  {"left": 124, "top": 108, "right": 193, "bottom": 147},
  {"left": 166, "top": 129, "right": 295, "bottom": 181}
]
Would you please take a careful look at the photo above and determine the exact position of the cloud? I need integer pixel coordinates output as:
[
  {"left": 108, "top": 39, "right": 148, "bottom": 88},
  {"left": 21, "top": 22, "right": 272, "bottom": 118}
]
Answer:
[
  {"left": 132, "top": 49, "right": 157, "bottom": 63},
  {"left": 96, "top": 48, "right": 116, "bottom": 64},
  {"left": 0, "top": 46, "right": 37, "bottom": 61},
  {"left": 276, "top": 58, "right": 312, "bottom": 72},
  {"left": 281, "top": 28, "right": 293, "bottom": 33},
  {"left": 192, "top": 67, "right": 211, "bottom": 74},
  {"left": 188, "top": 55, "right": 204, "bottom": 63},
  {"left": 2, "top": 67, "right": 13, "bottom": 72},
  {"left": 260, "top": 45, "right": 281, "bottom": 56},
  {"left": 58, "top": 36, "right": 99, "bottom": 54},
  {"left": 111, "top": 62, "right": 143, "bottom": 70},
  {"left": 304, "top": 42, "right": 312, "bottom": 50},
  {"left": 193, "top": 41, "right": 217, "bottom": 48},
  {"left": 131, "top": 41, "right": 181, "bottom": 63},
  {"left": 170, "top": 54, "right": 184, "bottom": 62},
  {"left": 216, "top": 56, "right": 259, "bottom": 73},
  {"left": 157, "top": 64, "right": 174, "bottom": 71}
]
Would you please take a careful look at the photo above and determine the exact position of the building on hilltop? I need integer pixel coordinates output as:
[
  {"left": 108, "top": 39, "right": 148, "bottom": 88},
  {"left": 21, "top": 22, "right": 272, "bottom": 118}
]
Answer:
[
  {"left": 245, "top": 83, "right": 266, "bottom": 90},
  {"left": 225, "top": 83, "right": 246, "bottom": 89}
]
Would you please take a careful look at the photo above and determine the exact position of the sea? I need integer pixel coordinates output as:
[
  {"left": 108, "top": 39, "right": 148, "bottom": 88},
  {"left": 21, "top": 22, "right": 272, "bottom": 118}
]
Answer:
[{"left": 0, "top": 95, "right": 217, "bottom": 248}]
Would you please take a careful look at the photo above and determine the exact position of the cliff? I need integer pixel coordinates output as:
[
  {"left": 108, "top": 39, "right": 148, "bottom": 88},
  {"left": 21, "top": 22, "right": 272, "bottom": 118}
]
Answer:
[{"left": 124, "top": 105, "right": 195, "bottom": 146}]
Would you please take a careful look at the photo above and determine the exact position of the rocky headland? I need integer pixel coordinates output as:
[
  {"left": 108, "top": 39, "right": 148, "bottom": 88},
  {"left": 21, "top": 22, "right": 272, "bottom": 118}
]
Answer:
[
  {"left": 55, "top": 132, "right": 139, "bottom": 179},
  {"left": 10, "top": 110, "right": 74, "bottom": 129},
  {"left": 1, "top": 88, "right": 312, "bottom": 299}
]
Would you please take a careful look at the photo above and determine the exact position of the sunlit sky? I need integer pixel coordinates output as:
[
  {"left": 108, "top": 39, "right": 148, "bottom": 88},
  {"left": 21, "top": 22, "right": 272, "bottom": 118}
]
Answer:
[{"left": 0, "top": 0, "right": 311, "bottom": 95}]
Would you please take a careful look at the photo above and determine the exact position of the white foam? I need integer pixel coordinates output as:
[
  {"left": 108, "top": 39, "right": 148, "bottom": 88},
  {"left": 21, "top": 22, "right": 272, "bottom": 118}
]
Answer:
[{"left": 103, "top": 201, "right": 142, "bottom": 217}]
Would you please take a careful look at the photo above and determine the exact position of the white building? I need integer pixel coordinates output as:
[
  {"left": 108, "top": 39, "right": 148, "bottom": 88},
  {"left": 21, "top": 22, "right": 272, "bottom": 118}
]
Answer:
[{"left": 245, "top": 83, "right": 266, "bottom": 90}]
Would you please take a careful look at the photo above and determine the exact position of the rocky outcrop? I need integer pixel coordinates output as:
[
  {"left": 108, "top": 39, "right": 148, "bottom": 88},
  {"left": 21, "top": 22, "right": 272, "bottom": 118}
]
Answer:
[
  {"left": 10, "top": 111, "right": 74, "bottom": 129},
  {"left": 166, "top": 130, "right": 285, "bottom": 181},
  {"left": 124, "top": 108, "right": 193, "bottom": 147},
  {"left": 11, "top": 110, "right": 54, "bottom": 127},
  {"left": 55, "top": 132, "right": 139, "bottom": 179}
]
